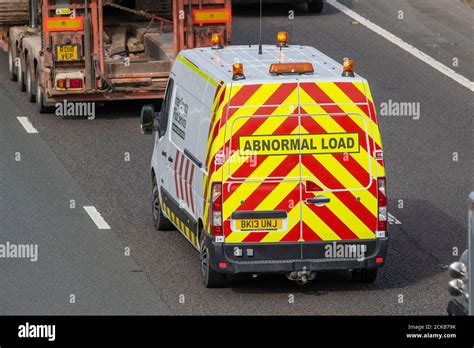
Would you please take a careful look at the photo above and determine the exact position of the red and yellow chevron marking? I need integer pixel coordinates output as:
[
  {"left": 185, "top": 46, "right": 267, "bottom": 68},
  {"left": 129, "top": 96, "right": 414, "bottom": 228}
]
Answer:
[{"left": 203, "top": 80, "right": 385, "bottom": 243}]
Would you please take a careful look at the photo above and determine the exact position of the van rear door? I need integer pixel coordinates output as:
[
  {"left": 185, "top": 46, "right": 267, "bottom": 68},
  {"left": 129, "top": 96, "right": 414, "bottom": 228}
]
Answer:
[
  {"left": 221, "top": 83, "right": 303, "bottom": 249},
  {"left": 298, "top": 81, "right": 379, "bottom": 246}
]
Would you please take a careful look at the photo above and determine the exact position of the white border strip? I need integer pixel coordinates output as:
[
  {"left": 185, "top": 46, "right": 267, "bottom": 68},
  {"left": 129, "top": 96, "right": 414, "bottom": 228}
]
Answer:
[
  {"left": 84, "top": 206, "right": 111, "bottom": 229},
  {"left": 327, "top": 0, "right": 474, "bottom": 92},
  {"left": 17, "top": 117, "right": 39, "bottom": 134}
]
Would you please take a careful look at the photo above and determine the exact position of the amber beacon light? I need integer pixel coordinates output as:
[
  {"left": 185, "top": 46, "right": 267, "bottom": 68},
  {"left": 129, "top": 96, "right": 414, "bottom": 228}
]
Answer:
[
  {"left": 269, "top": 62, "right": 314, "bottom": 75},
  {"left": 211, "top": 33, "right": 224, "bottom": 49},
  {"left": 277, "top": 31, "right": 289, "bottom": 47},
  {"left": 232, "top": 63, "right": 245, "bottom": 80},
  {"left": 342, "top": 58, "right": 355, "bottom": 77}
]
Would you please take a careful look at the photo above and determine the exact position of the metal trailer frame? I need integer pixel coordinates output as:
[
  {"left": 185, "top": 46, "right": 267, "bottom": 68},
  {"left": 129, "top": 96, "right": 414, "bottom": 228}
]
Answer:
[{"left": 3, "top": 0, "right": 232, "bottom": 103}]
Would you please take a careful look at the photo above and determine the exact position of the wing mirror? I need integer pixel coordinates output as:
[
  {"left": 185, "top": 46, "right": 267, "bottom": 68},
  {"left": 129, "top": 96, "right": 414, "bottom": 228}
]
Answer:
[{"left": 140, "top": 104, "right": 159, "bottom": 135}]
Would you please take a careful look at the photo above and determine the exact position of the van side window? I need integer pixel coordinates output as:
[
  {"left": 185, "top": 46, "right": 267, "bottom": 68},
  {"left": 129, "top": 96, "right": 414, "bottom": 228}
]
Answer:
[{"left": 159, "top": 78, "right": 174, "bottom": 137}]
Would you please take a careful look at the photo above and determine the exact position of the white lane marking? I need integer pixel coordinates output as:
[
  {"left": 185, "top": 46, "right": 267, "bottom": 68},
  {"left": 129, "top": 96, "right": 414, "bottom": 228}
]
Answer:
[
  {"left": 83, "top": 206, "right": 111, "bottom": 229},
  {"left": 388, "top": 213, "right": 402, "bottom": 225},
  {"left": 326, "top": 0, "right": 474, "bottom": 92},
  {"left": 17, "top": 117, "right": 39, "bottom": 133}
]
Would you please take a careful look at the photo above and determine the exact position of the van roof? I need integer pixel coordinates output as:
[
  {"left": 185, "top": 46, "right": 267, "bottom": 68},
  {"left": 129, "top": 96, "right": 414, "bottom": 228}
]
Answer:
[{"left": 179, "top": 45, "right": 367, "bottom": 84}]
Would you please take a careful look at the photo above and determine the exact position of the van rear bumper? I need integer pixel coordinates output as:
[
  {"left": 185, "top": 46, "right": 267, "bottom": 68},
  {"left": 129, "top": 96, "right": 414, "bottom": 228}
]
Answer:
[{"left": 205, "top": 236, "right": 388, "bottom": 274}]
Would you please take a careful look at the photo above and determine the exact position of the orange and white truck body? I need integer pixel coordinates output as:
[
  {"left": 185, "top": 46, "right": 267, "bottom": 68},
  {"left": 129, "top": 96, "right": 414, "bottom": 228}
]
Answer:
[{"left": 0, "top": 0, "right": 231, "bottom": 108}]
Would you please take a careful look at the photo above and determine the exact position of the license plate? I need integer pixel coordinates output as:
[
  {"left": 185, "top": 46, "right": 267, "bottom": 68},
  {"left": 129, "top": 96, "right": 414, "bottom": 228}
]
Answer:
[
  {"left": 56, "top": 45, "right": 79, "bottom": 61},
  {"left": 235, "top": 218, "right": 283, "bottom": 231}
]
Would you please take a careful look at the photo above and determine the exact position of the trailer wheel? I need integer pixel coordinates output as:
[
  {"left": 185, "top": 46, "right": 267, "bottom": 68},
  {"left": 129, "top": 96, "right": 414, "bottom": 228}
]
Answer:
[
  {"left": 36, "top": 69, "right": 54, "bottom": 114},
  {"left": 152, "top": 178, "right": 174, "bottom": 231},
  {"left": 351, "top": 268, "right": 378, "bottom": 283},
  {"left": 308, "top": 0, "right": 324, "bottom": 13},
  {"left": 200, "top": 233, "right": 227, "bottom": 288},
  {"left": 8, "top": 45, "right": 17, "bottom": 81},
  {"left": 26, "top": 62, "right": 36, "bottom": 103},
  {"left": 17, "top": 57, "right": 26, "bottom": 92}
]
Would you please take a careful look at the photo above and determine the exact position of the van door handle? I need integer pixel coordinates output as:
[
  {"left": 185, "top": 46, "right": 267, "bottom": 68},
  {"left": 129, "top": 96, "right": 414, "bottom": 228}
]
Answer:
[
  {"left": 161, "top": 150, "right": 167, "bottom": 157},
  {"left": 167, "top": 156, "right": 173, "bottom": 163},
  {"left": 307, "top": 197, "right": 330, "bottom": 205}
]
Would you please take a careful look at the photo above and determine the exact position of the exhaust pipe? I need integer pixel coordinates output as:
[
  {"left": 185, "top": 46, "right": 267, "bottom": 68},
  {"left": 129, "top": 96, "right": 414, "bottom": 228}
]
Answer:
[{"left": 29, "top": 0, "right": 38, "bottom": 29}]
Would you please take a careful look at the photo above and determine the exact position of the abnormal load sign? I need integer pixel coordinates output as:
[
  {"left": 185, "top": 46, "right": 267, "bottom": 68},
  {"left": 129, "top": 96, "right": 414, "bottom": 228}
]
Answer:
[{"left": 238, "top": 133, "right": 360, "bottom": 155}]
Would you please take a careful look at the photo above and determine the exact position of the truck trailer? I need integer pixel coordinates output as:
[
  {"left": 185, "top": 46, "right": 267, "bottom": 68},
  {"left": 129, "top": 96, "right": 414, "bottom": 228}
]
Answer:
[{"left": 0, "top": 0, "right": 232, "bottom": 113}]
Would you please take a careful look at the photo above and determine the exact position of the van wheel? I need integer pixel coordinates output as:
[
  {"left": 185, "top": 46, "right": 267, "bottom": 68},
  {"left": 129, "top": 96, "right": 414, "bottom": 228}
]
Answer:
[
  {"left": 17, "top": 57, "right": 26, "bottom": 92},
  {"left": 8, "top": 45, "right": 17, "bottom": 81},
  {"left": 36, "top": 69, "right": 54, "bottom": 114},
  {"left": 351, "top": 268, "right": 378, "bottom": 283},
  {"left": 152, "top": 178, "right": 174, "bottom": 231},
  {"left": 308, "top": 0, "right": 324, "bottom": 13},
  {"left": 200, "top": 234, "right": 226, "bottom": 288},
  {"left": 26, "top": 62, "right": 36, "bottom": 103}
]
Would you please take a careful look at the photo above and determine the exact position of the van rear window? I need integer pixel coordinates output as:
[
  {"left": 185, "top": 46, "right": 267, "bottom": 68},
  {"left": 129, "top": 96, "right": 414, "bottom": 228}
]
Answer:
[{"left": 224, "top": 113, "right": 373, "bottom": 191}]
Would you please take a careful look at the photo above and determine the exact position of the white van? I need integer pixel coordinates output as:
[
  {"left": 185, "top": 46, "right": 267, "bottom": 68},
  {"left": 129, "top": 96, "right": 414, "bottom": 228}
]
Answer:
[{"left": 141, "top": 35, "right": 388, "bottom": 288}]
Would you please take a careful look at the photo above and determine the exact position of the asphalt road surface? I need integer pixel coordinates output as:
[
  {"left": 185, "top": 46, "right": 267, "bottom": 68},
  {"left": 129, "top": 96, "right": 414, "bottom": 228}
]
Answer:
[{"left": 0, "top": 0, "right": 472, "bottom": 315}]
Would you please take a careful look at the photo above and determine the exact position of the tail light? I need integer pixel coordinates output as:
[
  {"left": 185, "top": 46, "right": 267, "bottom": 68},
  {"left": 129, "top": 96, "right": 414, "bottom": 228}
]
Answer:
[
  {"left": 210, "top": 182, "right": 223, "bottom": 236},
  {"left": 377, "top": 177, "right": 387, "bottom": 233},
  {"left": 56, "top": 78, "right": 83, "bottom": 89},
  {"left": 68, "top": 78, "right": 83, "bottom": 88}
]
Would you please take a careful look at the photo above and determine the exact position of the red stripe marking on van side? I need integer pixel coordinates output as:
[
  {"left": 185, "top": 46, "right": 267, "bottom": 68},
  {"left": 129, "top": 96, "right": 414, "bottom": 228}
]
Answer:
[
  {"left": 184, "top": 157, "right": 191, "bottom": 209},
  {"left": 174, "top": 150, "right": 181, "bottom": 199},
  {"left": 189, "top": 165, "right": 195, "bottom": 214},
  {"left": 179, "top": 154, "right": 186, "bottom": 203}
]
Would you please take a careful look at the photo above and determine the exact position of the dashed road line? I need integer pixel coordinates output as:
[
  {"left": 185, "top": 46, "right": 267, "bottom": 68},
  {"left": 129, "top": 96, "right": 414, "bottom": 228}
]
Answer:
[
  {"left": 17, "top": 117, "right": 38, "bottom": 134},
  {"left": 327, "top": 0, "right": 474, "bottom": 92},
  {"left": 83, "top": 206, "right": 111, "bottom": 230},
  {"left": 388, "top": 213, "right": 402, "bottom": 225}
]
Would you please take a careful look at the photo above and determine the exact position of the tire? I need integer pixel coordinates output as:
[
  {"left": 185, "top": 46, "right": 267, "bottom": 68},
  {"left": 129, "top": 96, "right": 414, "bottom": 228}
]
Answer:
[
  {"left": 26, "top": 61, "right": 36, "bottom": 103},
  {"left": 308, "top": 0, "right": 324, "bottom": 13},
  {"left": 35, "top": 69, "right": 54, "bottom": 114},
  {"left": 200, "top": 233, "right": 227, "bottom": 288},
  {"left": 351, "top": 268, "right": 378, "bottom": 283},
  {"left": 152, "top": 178, "right": 174, "bottom": 231},
  {"left": 8, "top": 44, "right": 17, "bottom": 81},
  {"left": 17, "top": 56, "right": 26, "bottom": 92}
]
